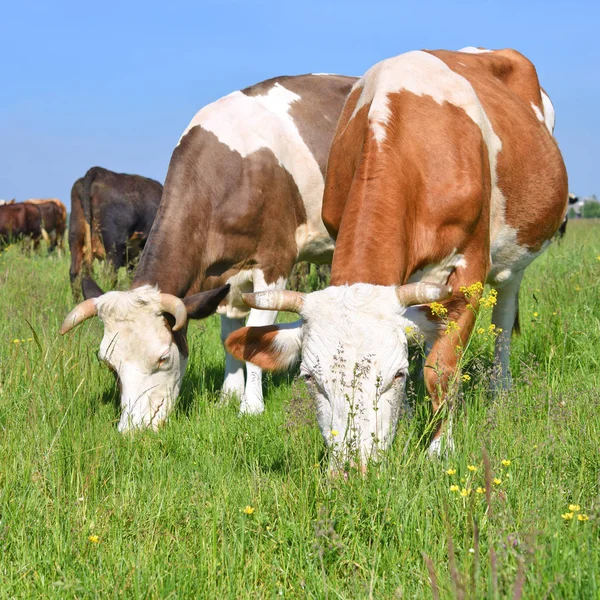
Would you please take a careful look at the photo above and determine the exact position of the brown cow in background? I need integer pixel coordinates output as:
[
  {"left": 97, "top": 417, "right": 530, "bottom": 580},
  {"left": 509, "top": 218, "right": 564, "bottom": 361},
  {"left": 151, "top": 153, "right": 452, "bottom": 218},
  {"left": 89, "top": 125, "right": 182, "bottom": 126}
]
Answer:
[
  {"left": 24, "top": 198, "right": 67, "bottom": 252},
  {"left": 69, "top": 166, "right": 163, "bottom": 298},
  {"left": 0, "top": 203, "right": 42, "bottom": 247}
]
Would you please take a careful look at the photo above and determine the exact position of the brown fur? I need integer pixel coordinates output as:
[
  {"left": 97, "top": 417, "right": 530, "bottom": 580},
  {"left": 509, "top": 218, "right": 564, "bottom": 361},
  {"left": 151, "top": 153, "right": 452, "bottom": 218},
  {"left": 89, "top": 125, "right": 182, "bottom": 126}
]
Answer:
[{"left": 225, "top": 325, "right": 285, "bottom": 371}]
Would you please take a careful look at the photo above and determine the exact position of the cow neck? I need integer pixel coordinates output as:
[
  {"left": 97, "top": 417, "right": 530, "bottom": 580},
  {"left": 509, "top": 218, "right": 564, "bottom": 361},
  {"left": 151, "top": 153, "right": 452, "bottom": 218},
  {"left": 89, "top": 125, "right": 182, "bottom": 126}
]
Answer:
[{"left": 329, "top": 187, "right": 417, "bottom": 287}]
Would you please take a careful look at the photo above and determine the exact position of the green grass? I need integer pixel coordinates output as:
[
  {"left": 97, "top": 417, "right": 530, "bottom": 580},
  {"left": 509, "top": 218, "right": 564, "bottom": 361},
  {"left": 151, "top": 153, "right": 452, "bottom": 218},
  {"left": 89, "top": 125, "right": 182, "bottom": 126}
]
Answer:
[{"left": 1, "top": 221, "right": 599, "bottom": 599}]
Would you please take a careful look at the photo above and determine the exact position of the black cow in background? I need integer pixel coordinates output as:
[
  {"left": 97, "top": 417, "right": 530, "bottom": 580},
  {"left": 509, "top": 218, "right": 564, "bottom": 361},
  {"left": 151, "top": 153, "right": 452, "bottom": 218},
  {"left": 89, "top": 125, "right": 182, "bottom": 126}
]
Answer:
[
  {"left": 68, "top": 166, "right": 163, "bottom": 298},
  {"left": 557, "top": 193, "right": 579, "bottom": 239}
]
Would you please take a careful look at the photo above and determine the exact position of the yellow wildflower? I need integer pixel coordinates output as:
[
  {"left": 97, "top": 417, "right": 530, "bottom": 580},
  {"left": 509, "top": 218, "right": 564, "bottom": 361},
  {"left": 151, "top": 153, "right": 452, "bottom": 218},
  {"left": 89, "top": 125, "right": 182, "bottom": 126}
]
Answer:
[
  {"left": 13, "top": 339, "right": 19, "bottom": 344},
  {"left": 449, "top": 485, "right": 459, "bottom": 492},
  {"left": 462, "top": 374, "right": 471, "bottom": 382},
  {"left": 533, "top": 312, "right": 539, "bottom": 318},
  {"left": 460, "top": 282, "right": 484, "bottom": 299},
  {"left": 404, "top": 326, "right": 414, "bottom": 335},
  {"left": 467, "top": 465, "right": 477, "bottom": 472},
  {"left": 476, "top": 487, "right": 486, "bottom": 494},
  {"left": 330, "top": 429, "right": 339, "bottom": 437},
  {"left": 446, "top": 468, "right": 456, "bottom": 475},
  {"left": 88, "top": 535, "right": 99, "bottom": 543},
  {"left": 561, "top": 512, "right": 574, "bottom": 520},
  {"left": 430, "top": 302, "right": 448, "bottom": 317},
  {"left": 460, "top": 488, "right": 471, "bottom": 497},
  {"left": 480, "top": 289, "right": 498, "bottom": 309},
  {"left": 569, "top": 504, "right": 580, "bottom": 512},
  {"left": 243, "top": 505, "right": 255, "bottom": 515},
  {"left": 552, "top": 311, "right": 557, "bottom": 316},
  {"left": 501, "top": 459, "right": 511, "bottom": 467},
  {"left": 493, "top": 478, "right": 502, "bottom": 485},
  {"left": 445, "top": 320, "right": 460, "bottom": 335},
  {"left": 575, "top": 285, "right": 582, "bottom": 292},
  {"left": 597, "top": 256, "right": 600, "bottom": 261},
  {"left": 578, "top": 514, "right": 589, "bottom": 521},
  {"left": 477, "top": 327, "right": 485, "bottom": 335}
]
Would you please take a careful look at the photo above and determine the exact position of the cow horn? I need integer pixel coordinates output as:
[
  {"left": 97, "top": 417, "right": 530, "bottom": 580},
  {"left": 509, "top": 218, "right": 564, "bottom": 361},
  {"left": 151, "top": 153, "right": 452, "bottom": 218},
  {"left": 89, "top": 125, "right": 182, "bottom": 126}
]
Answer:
[
  {"left": 159, "top": 294, "right": 187, "bottom": 331},
  {"left": 60, "top": 298, "right": 98, "bottom": 335},
  {"left": 242, "top": 290, "right": 305, "bottom": 313},
  {"left": 395, "top": 282, "right": 453, "bottom": 306}
]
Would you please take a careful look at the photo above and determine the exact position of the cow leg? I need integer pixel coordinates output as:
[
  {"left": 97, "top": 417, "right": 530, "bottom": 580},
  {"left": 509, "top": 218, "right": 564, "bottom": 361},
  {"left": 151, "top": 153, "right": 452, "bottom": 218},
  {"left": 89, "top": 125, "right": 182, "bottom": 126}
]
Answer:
[
  {"left": 240, "top": 272, "right": 287, "bottom": 415},
  {"left": 424, "top": 253, "right": 487, "bottom": 455},
  {"left": 220, "top": 315, "right": 246, "bottom": 400},
  {"left": 491, "top": 270, "right": 524, "bottom": 392}
]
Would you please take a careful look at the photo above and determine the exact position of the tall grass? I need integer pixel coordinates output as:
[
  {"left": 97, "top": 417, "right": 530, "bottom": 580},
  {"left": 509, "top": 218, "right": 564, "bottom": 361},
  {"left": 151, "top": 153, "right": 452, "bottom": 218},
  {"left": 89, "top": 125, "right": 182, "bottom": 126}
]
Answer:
[{"left": 0, "top": 222, "right": 599, "bottom": 598}]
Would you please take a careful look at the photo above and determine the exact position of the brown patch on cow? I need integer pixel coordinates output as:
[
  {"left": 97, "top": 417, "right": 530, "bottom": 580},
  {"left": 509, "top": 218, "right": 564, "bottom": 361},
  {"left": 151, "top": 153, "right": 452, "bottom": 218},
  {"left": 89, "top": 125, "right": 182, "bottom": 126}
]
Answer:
[
  {"left": 0, "top": 203, "right": 42, "bottom": 246},
  {"left": 225, "top": 325, "right": 285, "bottom": 371},
  {"left": 326, "top": 91, "right": 490, "bottom": 287},
  {"left": 24, "top": 199, "right": 67, "bottom": 251},
  {"left": 430, "top": 49, "right": 568, "bottom": 251}
]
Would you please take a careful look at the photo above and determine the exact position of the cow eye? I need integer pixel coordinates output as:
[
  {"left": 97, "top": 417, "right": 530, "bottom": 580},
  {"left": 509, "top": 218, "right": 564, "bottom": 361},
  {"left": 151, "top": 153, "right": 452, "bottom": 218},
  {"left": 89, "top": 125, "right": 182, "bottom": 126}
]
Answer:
[
  {"left": 300, "top": 371, "right": 313, "bottom": 383},
  {"left": 394, "top": 370, "right": 406, "bottom": 381},
  {"left": 157, "top": 352, "right": 170, "bottom": 367}
]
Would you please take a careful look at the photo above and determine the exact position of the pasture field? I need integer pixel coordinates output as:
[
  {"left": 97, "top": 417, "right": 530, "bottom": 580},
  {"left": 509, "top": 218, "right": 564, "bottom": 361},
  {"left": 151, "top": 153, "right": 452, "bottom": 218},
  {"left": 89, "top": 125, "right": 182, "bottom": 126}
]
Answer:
[{"left": 1, "top": 221, "right": 599, "bottom": 599}]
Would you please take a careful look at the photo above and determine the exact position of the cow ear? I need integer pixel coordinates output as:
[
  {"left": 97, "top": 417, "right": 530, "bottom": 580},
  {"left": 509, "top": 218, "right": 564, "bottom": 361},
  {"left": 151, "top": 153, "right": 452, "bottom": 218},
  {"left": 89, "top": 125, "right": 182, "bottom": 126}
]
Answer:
[
  {"left": 225, "top": 321, "right": 303, "bottom": 371},
  {"left": 183, "top": 284, "right": 230, "bottom": 320},
  {"left": 82, "top": 277, "right": 105, "bottom": 300}
]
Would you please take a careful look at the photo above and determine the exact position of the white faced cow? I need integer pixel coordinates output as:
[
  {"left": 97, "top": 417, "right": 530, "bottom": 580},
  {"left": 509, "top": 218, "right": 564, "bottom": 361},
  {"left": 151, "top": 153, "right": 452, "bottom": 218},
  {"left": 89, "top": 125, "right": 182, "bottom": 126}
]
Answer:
[
  {"left": 61, "top": 74, "right": 356, "bottom": 431},
  {"left": 226, "top": 48, "right": 568, "bottom": 467}
]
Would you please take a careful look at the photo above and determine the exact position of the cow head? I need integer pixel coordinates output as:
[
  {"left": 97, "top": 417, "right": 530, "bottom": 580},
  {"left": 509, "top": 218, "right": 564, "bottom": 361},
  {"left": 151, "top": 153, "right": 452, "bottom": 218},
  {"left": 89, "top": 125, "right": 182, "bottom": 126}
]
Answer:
[
  {"left": 225, "top": 282, "right": 450, "bottom": 469},
  {"left": 61, "top": 279, "right": 230, "bottom": 432}
]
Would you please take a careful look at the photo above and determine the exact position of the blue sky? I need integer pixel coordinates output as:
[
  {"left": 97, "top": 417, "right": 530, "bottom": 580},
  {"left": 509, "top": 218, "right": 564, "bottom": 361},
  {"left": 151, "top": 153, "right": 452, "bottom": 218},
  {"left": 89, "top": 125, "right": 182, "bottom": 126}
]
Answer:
[{"left": 1, "top": 0, "right": 597, "bottom": 208}]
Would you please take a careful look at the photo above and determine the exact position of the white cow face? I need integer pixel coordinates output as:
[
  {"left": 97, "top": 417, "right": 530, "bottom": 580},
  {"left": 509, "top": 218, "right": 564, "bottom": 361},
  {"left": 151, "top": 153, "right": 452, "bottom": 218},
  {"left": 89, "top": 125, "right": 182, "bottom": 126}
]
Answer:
[
  {"left": 226, "top": 282, "right": 449, "bottom": 468},
  {"left": 61, "top": 283, "right": 230, "bottom": 432}
]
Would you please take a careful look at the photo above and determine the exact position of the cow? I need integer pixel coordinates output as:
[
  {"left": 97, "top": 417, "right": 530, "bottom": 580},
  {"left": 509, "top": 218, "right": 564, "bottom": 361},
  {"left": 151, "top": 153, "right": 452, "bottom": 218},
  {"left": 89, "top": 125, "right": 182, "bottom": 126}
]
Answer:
[
  {"left": 68, "top": 167, "right": 163, "bottom": 298},
  {"left": 557, "top": 193, "right": 579, "bottom": 239},
  {"left": 0, "top": 199, "right": 15, "bottom": 206},
  {"left": 225, "top": 48, "right": 568, "bottom": 469},
  {"left": 60, "top": 74, "right": 357, "bottom": 432},
  {"left": 0, "top": 202, "right": 42, "bottom": 247},
  {"left": 24, "top": 198, "right": 67, "bottom": 252}
]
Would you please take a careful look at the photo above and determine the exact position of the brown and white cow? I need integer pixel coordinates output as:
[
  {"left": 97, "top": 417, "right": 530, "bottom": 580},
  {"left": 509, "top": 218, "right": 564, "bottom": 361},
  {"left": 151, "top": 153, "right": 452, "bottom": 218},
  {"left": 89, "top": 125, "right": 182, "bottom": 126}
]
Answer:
[
  {"left": 61, "top": 74, "right": 356, "bottom": 431},
  {"left": 226, "top": 48, "right": 568, "bottom": 465}
]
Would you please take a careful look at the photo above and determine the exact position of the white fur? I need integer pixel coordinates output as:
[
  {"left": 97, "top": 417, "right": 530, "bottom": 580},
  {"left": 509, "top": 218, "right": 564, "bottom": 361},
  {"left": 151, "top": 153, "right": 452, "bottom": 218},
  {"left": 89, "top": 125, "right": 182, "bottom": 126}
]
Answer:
[
  {"left": 178, "top": 83, "right": 334, "bottom": 263},
  {"left": 96, "top": 286, "right": 187, "bottom": 432},
  {"left": 408, "top": 249, "right": 466, "bottom": 287},
  {"left": 531, "top": 102, "right": 544, "bottom": 123},
  {"left": 459, "top": 46, "right": 492, "bottom": 54},
  {"left": 540, "top": 90, "right": 555, "bottom": 133}
]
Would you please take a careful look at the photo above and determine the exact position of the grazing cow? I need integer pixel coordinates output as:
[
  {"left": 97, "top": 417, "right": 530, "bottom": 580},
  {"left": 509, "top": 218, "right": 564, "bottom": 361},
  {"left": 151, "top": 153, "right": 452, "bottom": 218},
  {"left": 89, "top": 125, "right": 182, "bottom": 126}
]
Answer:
[
  {"left": 60, "top": 74, "right": 357, "bottom": 431},
  {"left": 0, "top": 203, "right": 42, "bottom": 246},
  {"left": 24, "top": 198, "right": 67, "bottom": 251},
  {"left": 68, "top": 167, "right": 163, "bottom": 297},
  {"left": 225, "top": 48, "right": 568, "bottom": 467}
]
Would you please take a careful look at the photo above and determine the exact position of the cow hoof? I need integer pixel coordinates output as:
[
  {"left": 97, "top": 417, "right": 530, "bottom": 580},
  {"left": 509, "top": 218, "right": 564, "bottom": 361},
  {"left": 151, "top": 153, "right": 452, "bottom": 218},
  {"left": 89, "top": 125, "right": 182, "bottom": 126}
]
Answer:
[
  {"left": 239, "top": 397, "right": 265, "bottom": 416},
  {"left": 428, "top": 434, "right": 455, "bottom": 458}
]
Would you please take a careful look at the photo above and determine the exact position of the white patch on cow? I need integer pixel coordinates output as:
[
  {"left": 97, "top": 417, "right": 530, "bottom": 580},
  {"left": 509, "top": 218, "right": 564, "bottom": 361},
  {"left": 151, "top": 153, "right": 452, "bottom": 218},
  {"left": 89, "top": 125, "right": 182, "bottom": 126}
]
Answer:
[
  {"left": 95, "top": 285, "right": 187, "bottom": 432},
  {"left": 348, "top": 51, "right": 501, "bottom": 153},
  {"left": 531, "top": 102, "right": 544, "bottom": 123},
  {"left": 540, "top": 90, "right": 555, "bottom": 133},
  {"left": 178, "top": 83, "right": 332, "bottom": 262},
  {"left": 408, "top": 249, "right": 466, "bottom": 287},
  {"left": 459, "top": 46, "right": 492, "bottom": 54}
]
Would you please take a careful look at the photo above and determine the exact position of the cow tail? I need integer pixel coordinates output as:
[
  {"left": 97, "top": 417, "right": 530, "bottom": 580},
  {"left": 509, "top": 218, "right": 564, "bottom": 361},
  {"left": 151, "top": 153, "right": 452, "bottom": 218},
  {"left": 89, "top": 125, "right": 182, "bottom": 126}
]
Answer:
[
  {"left": 513, "top": 294, "right": 521, "bottom": 335},
  {"left": 81, "top": 167, "right": 100, "bottom": 269}
]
